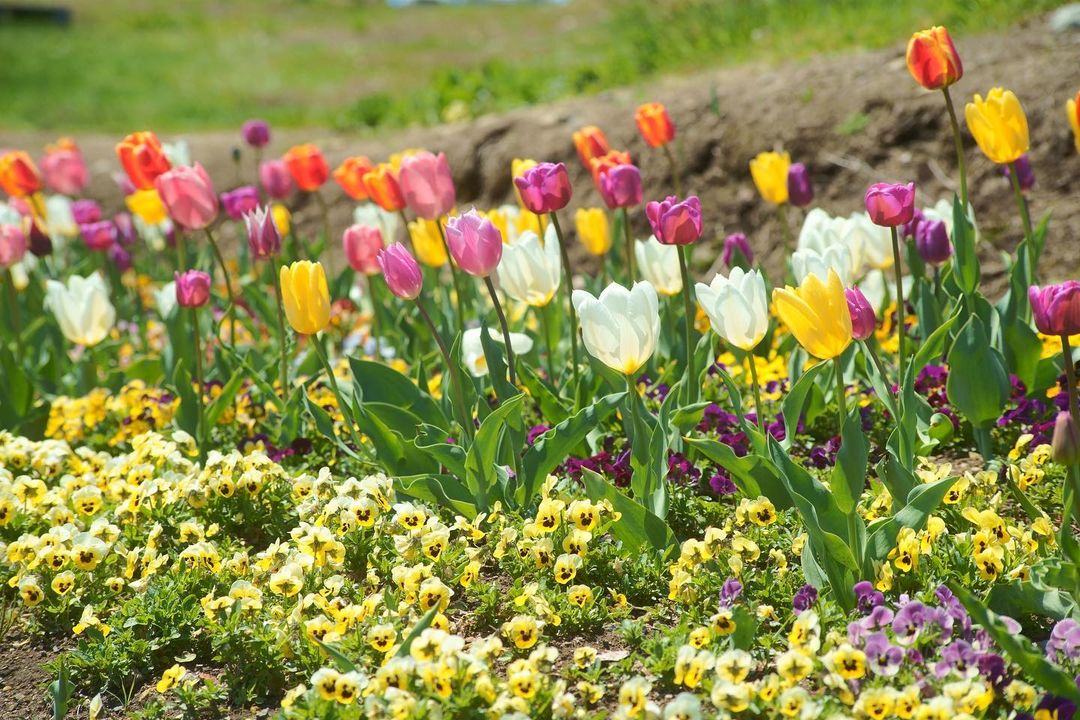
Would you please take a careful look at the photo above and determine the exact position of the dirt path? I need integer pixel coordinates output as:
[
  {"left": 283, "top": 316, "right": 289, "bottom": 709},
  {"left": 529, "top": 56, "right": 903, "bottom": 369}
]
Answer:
[{"left": 2, "top": 16, "right": 1078, "bottom": 286}]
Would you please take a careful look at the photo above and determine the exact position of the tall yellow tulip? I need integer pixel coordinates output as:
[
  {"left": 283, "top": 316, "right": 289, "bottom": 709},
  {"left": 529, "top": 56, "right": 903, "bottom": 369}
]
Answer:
[
  {"left": 965, "top": 88, "right": 1029, "bottom": 165},
  {"left": 575, "top": 208, "right": 611, "bottom": 256},
  {"left": 749, "top": 151, "right": 790, "bottom": 205},
  {"left": 279, "top": 261, "right": 330, "bottom": 335},
  {"left": 772, "top": 269, "right": 852, "bottom": 360},
  {"left": 408, "top": 218, "right": 449, "bottom": 267}
]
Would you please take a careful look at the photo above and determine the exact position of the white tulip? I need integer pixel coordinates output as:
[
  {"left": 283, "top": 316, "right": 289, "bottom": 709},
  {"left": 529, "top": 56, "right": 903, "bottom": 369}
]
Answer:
[
  {"left": 798, "top": 207, "right": 864, "bottom": 277},
  {"left": 462, "top": 327, "right": 534, "bottom": 377},
  {"left": 496, "top": 229, "right": 561, "bottom": 307},
  {"left": 45, "top": 273, "right": 116, "bottom": 347},
  {"left": 162, "top": 139, "right": 191, "bottom": 168},
  {"left": 353, "top": 204, "right": 400, "bottom": 242},
  {"left": 844, "top": 213, "right": 893, "bottom": 272},
  {"left": 45, "top": 195, "right": 78, "bottom": 243},
  {"left": 922, "top": 197, "right": 979, "bottom": 244},
  {"left": 792, "top": 245, "right": 853, "bottom": 286},
  {"left": 634, "top": 236, "right": 682, "bottom": 296},
  {"left": 154, "top": 281, "right": 178, "bottom": 319},
  {"left": 695, "top": 267, "right": 769, "bottom": 352},
  {"left": 572, "top": 281, "right": 660, "bottom": 375}
]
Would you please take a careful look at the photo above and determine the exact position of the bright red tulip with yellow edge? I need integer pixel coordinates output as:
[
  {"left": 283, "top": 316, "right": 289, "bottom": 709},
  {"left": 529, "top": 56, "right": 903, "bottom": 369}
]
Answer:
[
  {"left": 116, "top": 131, "right": 171, "bottom": 191},
  {"left": 361, "top": 163, "right": 406, "bottom": 212},
  {"left": 0, "top": 151, "right": 43, "bottom": 198},
  {"left": 634, "top": 102, "right": 676, "bottom": 148},
  {"left": 906, "top": 26, "right": 963, "bottom": 91},
  {"left": 283, "top": 144, "right": 329, "bottom": 192},
  {"left": 333, "top": 156, "right": 374, "bottom": 201}
]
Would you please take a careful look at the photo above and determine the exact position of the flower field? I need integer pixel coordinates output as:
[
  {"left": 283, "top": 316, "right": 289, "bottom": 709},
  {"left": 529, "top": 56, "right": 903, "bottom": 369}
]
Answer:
[{"left": 3, "top": 20, "right": 1080, "bottom": 720}]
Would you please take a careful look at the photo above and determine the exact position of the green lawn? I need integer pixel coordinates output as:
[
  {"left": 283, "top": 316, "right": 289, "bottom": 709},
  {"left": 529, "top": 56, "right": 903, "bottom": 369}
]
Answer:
[{"left": 0, "top": 0, "right": 1066, "bottom": 132}]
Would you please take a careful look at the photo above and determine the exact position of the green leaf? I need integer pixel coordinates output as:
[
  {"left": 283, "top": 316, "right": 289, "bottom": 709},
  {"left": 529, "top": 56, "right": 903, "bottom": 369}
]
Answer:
[
  {"left": 170, "top": 358, "right": 199, "bottom": 438},
  {"left": 203, "top": 371, "right": 246, "bottom": 428},
  {"left": 910, "top": 311, "right": 958, "bottom": 379},
  {"left": 951, "top": 196, "right": 979, "bottom": 296},
  {"left": 782, "top": 362, "right": 829, "bottom": 448},
  {"left": 946, "top": 315, "right": 1009, "bottom": 429},
  {"left": 987, "top": 579, "right": 1074, "bottom": 623},
  {"left": 414, "top": 424, "right": 467, "bottom": 478},
  {"left": 316, "top": 640, "right": 359, "bottom": 674},
  {"left": 478, "top": 322, "right": 518, "bottom": 404},
  {"left": 582, "top": 468, "right": 676, "bottom": 557},
  {"left": 831, "top": 407, "right": 868, "bottom": 515},
  {"left": 519, "top": 364, "right": 569, "bottom": 426},
  {"left": 348, "top": 357, "right": 449, "bottom": 430},
  {"left": 396, "top": 473, "right": 477, "bottom": 518},
  {"left": 1000, "top": 316, "right": 1042, "bottom": 395},
  {"left": 464, "top": 394, "right": 527, "bottom": 512},
  {"left": 685, "top": 437, "right": 792, "bottom": 510},
  {"left": 864, "top": 475, "right": 957, "bottom": 562},
  {"left": 875, "top": 452, "right": 916, "bottom": 510}
]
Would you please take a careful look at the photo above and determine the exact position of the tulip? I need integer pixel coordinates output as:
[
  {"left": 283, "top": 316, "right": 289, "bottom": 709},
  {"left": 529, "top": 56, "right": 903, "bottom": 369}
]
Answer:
[
  {"left": 845, "top": 287, "right": 876, "bottom": 341},
  {"left": 864, "top": 183, "right": 915, "bottom": 228},
  {"left": 575, "top": 208, "right": 610, "bottom": 256},
  {"left": 113, "top": 213, "right": 136, "bottom": 247},
  {"left": 155, "top": 164, "right": 218, "bottom": 231},
  {"left": 695, "top": 267, "right": 768, "bottom": 353},
  {"left": 43, "top": 195, "right": 77, "bottom": 239},
  {"left": 906, "top": 27, "right": 963, "bottom": 90},
  {"left": 792, "top": 245, "right": 853, "bottom": 286},
  {"left": 27, "top": 219, "right": 52, "bottom": 258},
  {"left": 843, "top": 212, "right": 892, "bottom": 273},
  {"left": 109, "top": 243, "right": 132, "bottom": 273},
  {"left": 634, "top": 237, "right": 682, "bottom": 297},
  {"left": 965, "top": 88, "right": 1029, "bottom": 166},
  {"left": 0, "top": 225, "right": 26, "bottom": 267},
  {"left": 462, "top": 327, "right": 534, "bottom": 378},
  {"left": 45, "top": 273, "right": 116, "bottom": 347},
  {"left": 722, "top": 233, "right": 754, "bottom": 269},
  {"left": 116, "top": 131, "right": 172, "bottom": 191},
  {"left": 399, "top": 151, "right": 456, "bottom": 220},
  {"left": 241, "top": 119, "right": 271, "bottom": 148},
  {"left": 272, "top": 204, "right": 291, "bottom": 236},
  {"left": 1030, "top": 283, "right": 1080, "bottom": 338},
  {"left": 1053, "top": 411, "right": 1080, "bottom": 465},
  {"left": 646, "top": 195, "right": 702, "bottom": 247},
  {"left": 360, "top": 164, "right": 405, "bottom": 213},
  {"left": 377, "top": 242, "right": 424, "bottom": 301},
  {"left": 332, "top": 156, "right": 373, "bottom": 201},
  {"left": 510, "top": 158, "right": 538, "bottom": 208},
  {"left": 343, "top": 224, "right": 384, "bottom": 275},
  {"left": 41, "top": 139, "right": 88, "bottom": 196},
  {"left": 1001, "top": 154, "right": 1035, "bottom": 193},
  {"left": 572, "top": 126, "right": 610, "bottom": 170},
  {"left": 444, "top": 210, "right": 503, "bottom": 277},
  {"left": 175, "top": 270, "right": 211, "bottom": 308},
  {"left": 773, "top": 269, "right": 852, "bottom": 361},
  {"left": 634, "top": 102, "right": 676, "bottom": 148},
  {"left": 787, "top": 163, "right": 814, "bottom": 208},
  {"left": 572, "top": 281, "right": 660, "bottom": 376},
  {"left": 899, "top": 207, "right": 924, "bottom": 241},
  {"left": 260, "top": 160, "right": 295, "bottom": 200},
  {"left": 283, "top": 144, "right": 329, "bottom": 191},
  {"left": 220, "top": 185, "right": 260, "bottom": 220},
  {"left": 72, "top": 199, "right": 102, "bottom": 225},
  {"left": 597, "top": 164, "right": 643, "bottom": 210},
  {"left": 749, "top": 151, "right": 790, "bottom": 205},
  {"left": 80, "top": 221, "right": 118, "bottom": 252},
  {"left": 915, "top": 219, "right": 952, "bottom": 267},
  {"left": 279, "top": 260, "right": 331, "bottom": 335},
  {"left": 243, "top": 206, "right": 282, "bottom": 259},
  {"left": 497, "top": 230, "right": 561, "bottom": 307},
  {"left": 409, "top": 218, "right": 450, "bottom": 267},
  {"left": 1069, "top": 91, "right": 1080, "bottom": 155},
  {"left": 513, "top": 162, "right": 572, "bottom": 215},
  {"left": 588, "top": 149, "right": 632, "bottom": 184}
]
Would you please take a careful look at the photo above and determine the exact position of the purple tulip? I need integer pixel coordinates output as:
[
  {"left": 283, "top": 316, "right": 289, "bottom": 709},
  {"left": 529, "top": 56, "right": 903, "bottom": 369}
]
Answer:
[
  {"left": 1002, "top": 153, "right": 1035, "bottom": 192},
  {"left": 241, "top": 119, "right": 271, "bottom": 148},
  {"left": 27, "top": 220, "right": 52, "bottom": 257},
  {"left": 71, "top": 199, "right": 102, "bottom": 225},
  {"left": 113, "top": 212, "right": 137, "bottom": 247},
  {"left": 259, "top": 159, "right": 294, "bottom": 200},
  {"left": 444, "top": 209, "right": 503, "bottom": 277},
  {"left": 175, "top": 270, "right": 212, "bottom": 308},
  {"left": 1029, "top": 282, "right": 1080, "bottom": 336},
  {"left": 915, "top": 219, "right": 952, "bottom": 267},
  {"left": 864, "top": 182, "right": 916, "bottom": 227},
  {"left": 845, "top": 287, "right": 877, "bottom": 341},
  {"left": 377, "top": 242, "right": 423, "bottom": 300},
  {"left": 721, "top": 233, "right": 754, "bottom": 268},
  {"left": 786, "top": 163, "right": 814, "bottom": 208},
  {"left": 513, "top": 162, "right": 572, "bottom": 215},
  {"left": 221, "top": 185, "right": 261, "bottom": 220},
  {"left": 646, "top": 194, "right": 702, "bottom": 246},
  {"left": 900, "top": 207, "right": 925, "bottom": 240},
  {"left": 597, "top": 164, "right": 642, "bottom": 209},
  {"left": 81, "top": 220, "right": 118, "bottom": 252},
  {"left": 108, "top": 243, "right": 133, "bottom": 272},
  {"left": 243, "top": 206, "right": 281, "bottom": 260}
]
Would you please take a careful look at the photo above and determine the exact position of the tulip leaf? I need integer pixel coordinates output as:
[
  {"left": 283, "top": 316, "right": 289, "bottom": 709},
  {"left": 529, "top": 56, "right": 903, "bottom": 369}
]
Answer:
[
  {"left": 946, "top": 314, "right": 1009, "bottom": 429},
  {"left": 781, "top": 361, "right": 829, "bottom": 449},
  {"left": 394, "top": 606, "right": 441, "bottom": 659},
  {"left": 414, "top": 423, "right": 467, "bottom": 478},
  {"left": 875, "top": 452, "right": 916, "bottom": 510},
  {"left": 478, "top": 322, "right": 519, "bottom": 404},
  {"left": 203, "top": 371, "right": 246, "bottom": 429},
  {"left": 950, "top": 196, "right": 979, "bottom": 296},
  {"left": 1000, "top": 314, "right": 1042, "bottom": 395},
  {"left": 910, "top": 311, "right": 958, "bottom": 380},
  {"left": 864, "top": 475, "right": 956, "bottom": 563},
  {"left": 396, "top": 473, "right": 477, "bottom": 519},
  {"left": 465, "top": 393, "right": 527, "bottom": 512},
  {"left": 987, "top": 577, "right": 1074, "bottom": 623},
  {"left": 582, "top": 468, "right": 676, "bottom": 557},
  {"left": 348, "top": 357, "right": 448, "bottom": 431},
  {"left": 830, "top": 407, "right": 868, "bottom": 515},
  {"left": 170, "top": 358, "right": 199, "bottom": 439}
]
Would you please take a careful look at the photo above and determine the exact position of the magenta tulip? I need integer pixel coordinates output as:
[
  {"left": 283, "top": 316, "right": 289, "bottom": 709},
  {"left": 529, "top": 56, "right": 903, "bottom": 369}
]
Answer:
[
  {"left": 220, "top": 185, "right": 260, "bottom": 220},
  {"left": 175, "top": 270, "right": 212, "bottom": 308},
  {"left": 243, "top": 206, "right": 281, "bottom": 259},
  {"left": 377, "top": 242, "right": 423, "bottom": 300},
  {"left": 722, "top": 233, "right": 754, "bottom": 268},
  {"left": 0, "top": 225, "right": 27, "bottom": 267},
  {"left": 1002, "top": 154, "right": 1035, "bottom": 193},
  {"left": 109, "top": 243, "right": 133, "bottom": 272},
  {"left": 80, "top": 220, "right": 118, "bottom": 252},
  {"left": 155, "top": 163, "right": 218, "bottom": 231},
  {"left": 845, "top": 287, "right": 877, "bottom": 341},
  {"left": 1030, "top": 282, "right": 1080, "bottom": 337},
  {"left": 241, "top": 119, "right": 271, "bottom": 148},
  {"left": 343, "top": 224, "right": 384, "bottom": 275},
  {"left": 597, "top": 164, "right": 643, "bottom": 209},
  {"left": 864, "top": 182, "right": 916, "bottom": 227},
  {"left": 72, "top": 199, "right": 102, "bottom": 225},
  {"left": 646, "top": 195, "right": 703, "bottom": 246},
  {"left": 786, "top": 163, "right": 814, "bottom": 208},
  {"left": 398, "top": 151, "right": 456, "bottom": 220},
  {"left": 259, "top": 159, "right": 294, "bottom": 200},
  {"left": 444, "top": 209, "right": 503, "bottom": 277},
  {"left": 915, "top": 219, "right": 952, "bottom": 267},
  {"left": 513, "top": 162, "right": 572, "bottom": 214}
]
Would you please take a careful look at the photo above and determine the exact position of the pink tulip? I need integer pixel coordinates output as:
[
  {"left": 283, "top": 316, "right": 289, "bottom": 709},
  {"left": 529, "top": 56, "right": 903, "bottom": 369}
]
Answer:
[
  {"left": 377, "top": 242, "right": 423, "bottom": 300},
  {"left": 444, "top": 209, "right": 503, "bottom": 277},
  {"left": 513, "top": 162, "right": 572, "bottom": 214},
  {"left": 72, "top": 199, "right": 102, "bottom": 225},
  {"left": 155, "top": 163, "right": 218, "bottom": 231},
  {"left": 398, "top": 151, "right": 456, "bottom": 220},
  {"left": 243, "top": 206, "right": 281, "bottom": 259},
  {"left": 646, "top": 195, "right": 702, "bottom": 246},
  {"left": 845, "top": 287, "right": 877, "bottom": 341},
  {"left": 0, "top": 225, "right": 27, "bottom": 267},
  {"left": 597, "top": 164, "right": 643, "bottom": 209},
  {"left": 80, "top": 220, "right": 118, "bottom": 252},
  {"left": 864, "top": 182, "right": 916, "bottom": 227},
  {"left": 175, "top": 270, "right": 212, "bottom": 308},
  {"left": 1030, "top": 282, "right": 1080, "bottom": 337},
  {"left": 343, "top": 224, "right": 384, "bottom": 275},
  {"left": 41, "top": 145, "right": 88, "bottom": 196},
  {"left": 220, "top": 185, "right": 260, "bottom": 220},
  {"left": 259, "top": 159, "right": 294, "bottom": 200}
]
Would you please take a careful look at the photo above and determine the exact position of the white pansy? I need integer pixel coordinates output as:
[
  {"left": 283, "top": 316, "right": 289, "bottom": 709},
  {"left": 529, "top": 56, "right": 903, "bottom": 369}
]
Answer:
[
  {"left": 572, "top": 281, "right": 660, "bottom": 375},
  {"left": 695, "top": 267, "right": 769, "bottom": 352},
  {"left": 462, "top": 327, "right": 534, "bottom": 377},
  {"left": 634, "top": 236, "right": 682, "bottom": 296},
  {"left": 496, "top": 229, "right": 561, "bottom": 307},
  {"left": 45, "top": 273, "right": 116, "bottom": 347}
]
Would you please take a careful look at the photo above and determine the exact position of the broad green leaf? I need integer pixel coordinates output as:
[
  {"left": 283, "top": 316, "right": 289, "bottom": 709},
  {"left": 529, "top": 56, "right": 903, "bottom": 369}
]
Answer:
[
  {"left": 203, "top": 371, "right": 246, "bottom": 428},
  {"left": 394, "top": 606, "right": 440, "bottom": 659},
  {"left": 864, "top": 475, "right": 957, "bottom": 562},
  {"left": 465, "top": 394, "right": 527, "bottom": 512},
  {"left": 946, "top": 314, "right": 1009, "bottom": 429},
  {"left": 348, "top": 357, "right": 449, "bottom": 430},
  {"left": 831, "top": 407, "right": 868, "bottom": 515},
  {"left": 396, "top": 473, "right": 477, "bottom": 518},
  {"left": 685, "top": 437, "right": 792, "bottom": 510},
  {"left": 582, "top": 468, "right": 676, "bottom": 557},
  {"left": 782, "top": 362, "right": 829, "bottom": 448}
]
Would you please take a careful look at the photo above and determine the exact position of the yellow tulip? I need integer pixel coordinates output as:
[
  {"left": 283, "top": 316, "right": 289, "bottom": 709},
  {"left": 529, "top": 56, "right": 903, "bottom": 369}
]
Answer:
[
  {"left": 271, "top": 203, "right": 291, "bottom": 237},
  {"left": 279, "top": 261, "right": 331, "bottom": 335},
  {"left": 575, "top": 208, "right": 610, "bottom": 256},
  {"left": 772, "top": 269, "right": 852, "bottom": 360},
  {"left": 409, "top": 218, "right": 449, "bottom": 267},
  {"left": 125, "top": 189, "right": 167, "bottom": 225},
  {"left": 511, "top": 158, "right": 538, "bottom": 207},
  {"left": 965, "top": 88, "right": 1029, "bottom": 165},
  {"left": 749, "top": 151, "right": 790, "bottom": 205}
]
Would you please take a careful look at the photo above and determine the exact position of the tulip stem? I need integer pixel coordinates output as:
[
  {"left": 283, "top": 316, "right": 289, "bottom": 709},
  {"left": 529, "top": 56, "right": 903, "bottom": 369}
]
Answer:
[
  {"left": 662, "top": 144, "right": 683, "bottom": 198},
  {"left": 1062, "top": 335, "right": 1080, "bottom": 426},
  {"left": 621, "top": 208, "right": 635, "bottom": 281},
  {"left": 191, "top": 307, "right": 206, "bottom": 460},
  {"left": 175, "top": 232, "right": 187, "bottom": 273},
  {"left": 889, "top": 227, "right": 906, "bottom": 388},
  {"left": 549, "top": 211, "right": 580, "bottom": 391},
  {"left": 747, "top": 351, "right": 765, "bottom": 434},
  {"left": 676, "top": 244, "right": 696, "bottom": 403},
  {"left": 538, "top": 303, "right": 556, "bottom": 383},
  {"left": 204, "top": 228, "right": 236, "bottom": 351},
  {"left": 862, "top": 339, "right": 899, "bottom": 420},
  {"left": 483, "top": 276, "right": 517, "bottom": 386},
  {"left": 1007, "top": 160, "right": 1036, "bottom": 288},
  {"left": 3, "top": 268, "right": 22, "bottom": 356},
  {"left": 416, "top": 299, "right": 473, "bottom": 442},
  {"left": 834, "top": 355, "right": 847, "bottom": 437},
  {"left": 435, "top": 218, "right": 467, "bottom": 335},
  {"left": 272, "top": 266, "right": 290, "bottom": 402},
  {"left": 313, "top": 190, "right": 331, "bottom": 244},
  {"left": 367, "top": 275, "right": 381, "bottom": 361},
  {"left": 312, "top": 333, "right": 367, "bottom": 456},
  {"left": 941, "top": 87, "right": 968, "bottom": 210}
]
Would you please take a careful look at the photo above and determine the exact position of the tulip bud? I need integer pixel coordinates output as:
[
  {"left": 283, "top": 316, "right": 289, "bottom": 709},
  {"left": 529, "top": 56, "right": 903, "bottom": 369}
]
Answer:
[
  {"left": 220, "top": 186, "right": 260, "bottom": 220},
  {"left": 333, "top": 156, "right": 374, "bottom": 201},
  {"left": 513, "top": 162, "right": 572, "bottom": 215},
  {"left": 1029, "top": 282, "right": 1080, "bottom": 337},
  {"left": 81, "top": 221, "right": 118, "bottom": 252},
  {"left": 259, "top": 160, "right": 295, "bottom": 200},
  {"left": 283, "top": 144, "right": 329, "bottom": 192},
  {"left": 634, "top": 102, "right": 676, "bottom": 148},
  {"left": 749, "top": 151, "right": 790, "bottom": 205},
  {"left": 915, "top": 219, "right": 952, "bottom": 267},
  {"left": 377, "top": 242, "right": 424, "bottom": 300},
  {"left": 1001, "top": 154, "right": 1035, "bottom": 192},
  {"left": 864, "top": 182, "right": 916, "bottom": 227},
  {"left": 109, "top": 243, "right": 133, "bottom": 273},
  {"left": 786, "top": 163, "right": 814, "bottom": 208},
  {"left": 399, "top": 151, "right": 456, "bottom": 220},
  {"left": 1053, "top": 411, "right": 1080, "bottom": 465},
  {"left": 241, "top": 119, "right": 271, "bottom": 148},
  {"left": 845, "top": 287, "right": 876, "bottom": 341},
  {"left": 175, "top": 270, "right": 211, "bottom": 308},
  {"left": 342, "top": 224, "right": 384, "bottom": 275},
  {"left": 243, "top": 206, "right": 282, "bottom": 260},
  {"left": 444, "top": 209, "right": 503, "bottom": 277},
  {"left": 646, "top": 195, "right": 702, "bottom": 246},
  {"left": 572, "top": 126, "right": 610, "bottom": 170},
  {"left": 1069, "top": 91, "right": 1080, "bottom": 155},
  {"left": 722, "top": 233, "right": 754, "bottom": 269},
  {"left": 0, "top": 225, "right": 27, "bottom": 267},
  {"left": 72, "top": 199, "right": 102, "bottom": 225},
  {"left": 27, "top": 219, "right": 52, "bottom": 258},
  {"left": 155, "top": 163, "right": 218, "bottom": 231},
  {"left": 597, "top": 164, "right": 642, "bottom": 210},
  {"left": 906, "top": 26, "right": 963, "bottom": 91}
]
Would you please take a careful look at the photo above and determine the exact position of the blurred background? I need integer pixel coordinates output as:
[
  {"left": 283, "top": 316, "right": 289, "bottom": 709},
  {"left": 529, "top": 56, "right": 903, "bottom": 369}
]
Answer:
[{"left": 0, "top": 0, "right": 1068, "bottom": 133}]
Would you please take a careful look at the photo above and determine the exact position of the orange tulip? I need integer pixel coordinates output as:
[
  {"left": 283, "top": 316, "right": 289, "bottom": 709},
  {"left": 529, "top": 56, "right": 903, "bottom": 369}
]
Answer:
[
  {"left": 116, "top": 131, "right": 172, "bottom": 191},
  {"left": 634, "top": 103, "right": 676, "bottom": 148},
  {"left": 906, "top": 26, "right": 963, "bottom": 91},
  {"left": 588, "top": 149, "right": 632, "bottom": 185},
  {"left": 0, "top": 151, "right": 43, "bottom": 198},
  {"left": 283, "top": 144, "right": 329, "bottom": 192},
  {"left": 1068, "top": 90, "right": 1080, "bottom": 155},
  {"left": 361, "top": 163, "right": 405, "bottom": 212},
  {"left": 572, "top": 126, "right": 611, "bottom": 169},
  {"left": 333, "top": 156, "right": 374, "bottom": 201}
]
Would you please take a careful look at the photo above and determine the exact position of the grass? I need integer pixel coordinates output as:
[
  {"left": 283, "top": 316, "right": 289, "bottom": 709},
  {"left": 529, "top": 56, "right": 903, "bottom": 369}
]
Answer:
[{"left": 0, "top": 0, "right": 1067, "bottom": 132}]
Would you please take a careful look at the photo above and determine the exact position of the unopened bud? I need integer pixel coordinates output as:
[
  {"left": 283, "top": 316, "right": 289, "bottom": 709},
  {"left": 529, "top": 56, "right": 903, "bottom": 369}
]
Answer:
[{"left": 1052, "top": 411, "right": 1080, "bottom": 465}]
